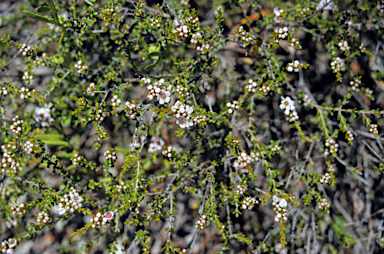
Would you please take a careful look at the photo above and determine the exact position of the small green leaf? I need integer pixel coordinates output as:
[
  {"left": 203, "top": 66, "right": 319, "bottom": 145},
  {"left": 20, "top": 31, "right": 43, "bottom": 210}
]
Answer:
[
  {"left": 36, "top": 6, "right": 51, "bottom": 13},
  {"left": 115, "top": 146, "right": 130, "bottom": 155},
  {"left": 23, "top": 11, "right": 58, "bottom": 25},
  {"left": 145, "top": 62, "right": 158, "bottom": 72},
  {"left": 40, "top": 140, "right": 70, "bottom": 146},
  {"left": 85, "top": 0, "right": 95, "bottom": 6},
  {"left": 36, "top": 134, "right": 64, "bottom": 140}
]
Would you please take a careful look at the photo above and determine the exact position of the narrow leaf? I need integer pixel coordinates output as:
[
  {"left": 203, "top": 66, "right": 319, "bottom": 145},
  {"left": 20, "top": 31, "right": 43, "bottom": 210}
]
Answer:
[
  {"left": 36, "top": 6, "right": 51, "bottom": 13},
  {"left": 23, "top": 11, "right": 57, "bottom": 25}
]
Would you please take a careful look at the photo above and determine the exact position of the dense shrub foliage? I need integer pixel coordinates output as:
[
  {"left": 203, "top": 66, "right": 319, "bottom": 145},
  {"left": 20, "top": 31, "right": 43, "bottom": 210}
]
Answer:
[{"left": 1, "top": 0, "right": 384, "bottom": 253}]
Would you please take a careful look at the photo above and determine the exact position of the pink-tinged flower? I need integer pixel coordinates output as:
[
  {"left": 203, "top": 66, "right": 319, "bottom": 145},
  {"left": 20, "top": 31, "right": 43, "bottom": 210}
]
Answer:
[
  {"left": 69, "top": 192, "right": 83, "bottom": 203},
  {"left": 158, "top": 90, "right": 171, "bottom": 104},
  {"left": 34, "top": 107, "right": 54, "bottom": 127},
  {"left": 8, "top": 238, "right": 16, "bottom": 248},
  {"left": 274, "top": 8, "right": 283, "bottom": 16},
  {"left": 104, "top": 211, "right": 114, "bottom": 221},
  {"left": 6, "top": 249, "right": 14, "bottom": 254},
  {"left": 176, "top": 117, "right": 194, "bottom": 129},
  {"left": 274, "top": 16, "right": 281, "bottom": 23}
]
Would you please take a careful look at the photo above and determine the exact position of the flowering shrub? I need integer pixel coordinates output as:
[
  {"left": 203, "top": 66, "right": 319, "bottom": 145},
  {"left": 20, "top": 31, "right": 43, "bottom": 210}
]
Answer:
[{"left": 1, "top": 0, "right": 384, "bottom": 253}]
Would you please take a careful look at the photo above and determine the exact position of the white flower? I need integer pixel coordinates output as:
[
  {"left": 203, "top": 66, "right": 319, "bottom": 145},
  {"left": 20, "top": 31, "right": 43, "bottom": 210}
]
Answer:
[
  {"left": 8, "top": 238, "right": 17, "bottom": 248},
  {"left": 158, "top": 90, "right": 171, "bottom": 104},
  {"left": 34, "top": 107, "right": 54, "bottom": 127},
  {"left": 279, "top": 97, "right": 295, "bottom": 113},
  {"left": 273, "top": 195, "right": 280, "bottom": 203},
  {"left": 279, "top": 199, "right": 287, "bottom": 208},
  {"left": 58, "top": 207, "right": 67, "bottom": 215},
  {"left": 69, "top": 193, "right": 83, "bottom": 203},
  {"left": 176, "top": 117, "right": 194, "bottom": 129}
]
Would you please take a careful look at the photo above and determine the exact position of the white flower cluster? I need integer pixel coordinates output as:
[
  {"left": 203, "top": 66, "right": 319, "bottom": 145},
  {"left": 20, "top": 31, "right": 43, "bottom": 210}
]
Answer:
[
  {"left": 273, "top": 27, "right": 289, "bottom": 43},
  {"left": 233, "top": 152, "right": 252, "bottom": 173},
  {"left": 259, "top": 84, "right": 271, "bottom": 95},
  {"left": 150, "top": 17, "right": 161, "bottom": 28},
  {"left": 22, "top": 71, "right": 34, "bottom": 83},
  {"left": 226, "top": 100, "right": 239, "bottom": 114},
  {"left": 298, "top": 7, "right": 310, "bottom": 15},
  {"left": 19, "top": 87, "right": 35, "bottom": 100},
  {"left": 95, "top": 110, "right": 107, "bottom": 122},
  {"left": 317, "top": 197, "right": 329, "bottom": 210},
  {"left": 58, "top": 187, "right": 83, "bottom": 215},
  {"left": 328, "top": 164, "right": 336, "bottom": 172},
  {"left": 190, "top": 32, "right": 202, "bottom": 44},
  {"left": 115, "top": 181, "right": 128, "bottom": 192},
  {"left": 303, "top": 94, "right": 312, "bottom": 107},
  {"left": 286, "top": 60, "right": 300, "bottom": 72},
  {"left": 34, "top": 53, "right": 48, "bottom": 66},
  {"left": 242, "top": 196, "right": 260, "bottom": 210},
  {"left": 363, "top": 87, "right": 374, "bottom": 99},
  {"left": 10, "top": 115, "right": 23, "bottom": 135},
  {"left": 330, "top": 57, "right": 346, "bottom": 72},
  {"left": 176, "top": 85, "right": 190, "bottom": 97},
  {"left": 272, "top": 195, "right": 288, "bottom": 222},
  {"left": 111, "top": 95, "right": 121, "bottom": 107},
  {"left": 24, "top": 141, "right": 34, "bottom": 154},
  {"left": 350, "top": 77, "right": 361, "bottom": 92},
  {"left": 1, "top": 238, "right": 17, "bottom": 253},
  {"left": 20, "top": 44, "right": 32, "bottom": 56},
  {"left": 124, "top": 101, "right": 138, "bottom": 119},
  {"left": 369, "top": 124, "right": 378, "bottom": 135},
  {"left": 324, "top": 138, "right": 339, "bottom": 157},
  {"left": 34, "top": 107, "right": 54, "bottom": 127},
  {"left": 319, "top": 173, "right": 332, "bottom": 184},
  {"left": 194, "top": 115, "right": 207, "bottom": 125},
  {"left": 196, "top": 43, "right": 210, "bottom": 53},
  {"left": 195, "top": 214, "right": 206, "bottom": 230},
  {"left": 236, "top": 26, "right": 253, "bottom": 43},
  {"left": 148, "top": 136, "right": 165, "bottom": 153},
  {"left": 74, "top": 60, "right": 88, "bottom": 74},
  {"left": 128, "top": 202, "right": 140, "bottom": 214},
  {"left": 235, "top": 185, "right": 246, "bottom": 195},
  {"left": 1, "top": 144, "right": 20, "bottom": 174},
  {"left": 72, "top": 153, "right": 83, "bottom": 166},
  {"left": 289, "top": 37, "right": 300, "bottom": 47},
  {"left": 90, "top": 211, "right": 114, "bottom": 228},
  {"left": 104, "top": 149, "right": 116, "bottom": 161},
  {"left": 162, "top": 146, "right": 173, "bottom": 158},
  {"left": 10, "top": 203, "right": 26, "bottom": 216},
  {"left": 338, "top": 41, "right": 350, "bottom": 52},
  {"left": 378, "top": 3, "right": 384, "bottom": 13},
  {"left": 346, "top": 130, "right": 354, "bottom": 142},
  {"left": 171, "top": 101, "right": 194, "bottom": 128},
  {"left": 147, "top": 79, "right": 161, "bottom": 100},
  {"left": 273, "top": 8, "right": 284, "bottom": 23},
  {"left": 87, "top": 82, "right": 96, "bottom": 96},
  {"left": 245, "top": 79, "right": 257, "bottom": 93},
  {"left": 0, "top": 87, "right": 8, "bottom": 96},
  {"left": 173, "top": 25, "right": 190, "bottom": 38},
  {"left": 36, "top": 211, "right": 50, "bottom": 225},
  {"left": 251, "top": 151, "right": 261, "bottom": 162},
  {"left": 102, "top": 5, "right": 116, "bottom": 16},
  {"left": 279, "top": 97, "right": 298, "bottom": 122},
  {"left": 271, "top": 143, "right": 281, "bottom": 152},
  {"left": 316, "top": 0, "right": 337, "bottom": 11}
]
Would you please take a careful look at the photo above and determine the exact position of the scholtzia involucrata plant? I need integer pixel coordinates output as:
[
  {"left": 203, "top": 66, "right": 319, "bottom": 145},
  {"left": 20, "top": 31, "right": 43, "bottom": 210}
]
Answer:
[{"left": 1, "top": 0, "right": 384, "bottom": 253}]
